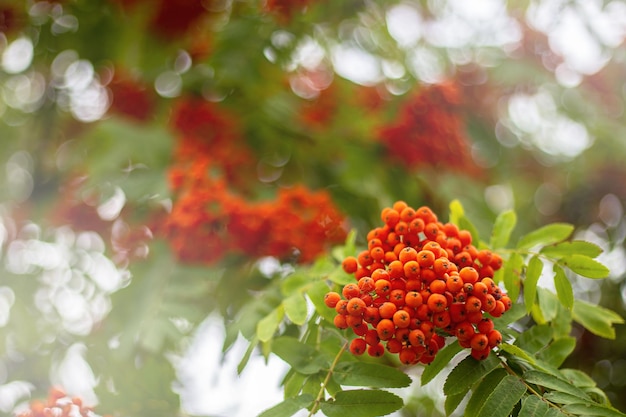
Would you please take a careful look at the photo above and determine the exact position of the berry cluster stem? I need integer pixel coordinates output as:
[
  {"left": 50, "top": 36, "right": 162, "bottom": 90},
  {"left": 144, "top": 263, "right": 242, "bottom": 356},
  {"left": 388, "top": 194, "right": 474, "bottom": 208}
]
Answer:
[{"left": 309, "top": 341, "right": 348, "bottom": 417}]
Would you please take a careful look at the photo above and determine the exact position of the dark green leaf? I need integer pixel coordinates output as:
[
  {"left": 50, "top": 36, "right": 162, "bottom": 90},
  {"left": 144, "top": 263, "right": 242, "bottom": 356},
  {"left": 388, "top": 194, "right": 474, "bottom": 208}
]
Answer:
[
  {"left": 524, "top": 255, "right": 543, "bottom": 313},
  {"left": 560, "top": 368, "right": 598, "bottom": 388},
  {"left": 319, "top": 389, "right": 403, "bottom": 417},
  {"left": 515, "top": 324, "right": 553, "bottom": 355},
  {"left": 559, "top": 254, "right": 610, "bottom": 279},
  {"left": 444, "top": 391, "right": 467, "bottom": 416},
  {"left": 491, "top": 209, "right": 517, "bottom": 249},
  {"left": 540, "top": 241, "right": 603, "bottom": 259},
  {"left": 283, "top": 293, "right": 308, "bottom": 325},
  {"left": 465, "top": 370, "right": 526, "bottom": 417},
  {"left": 333, "top": 362, "right": 412, "bottom": 388},
  {"left": 543, "top": 391, "right": 588, "bottom": 405},
  {"left": 272, "top": 336, "right": 330, "bottom": 375},
  {"left": 518, "top": 395, "right": 550, "bottom": 417},
  {"left": 572, "top": 299, "right": 625, "bottom": 339},
  {"left": 421, "top": 341, "right": 464, "bottom": 386},
  {"left": 443, "top": 353, "right": 501, "bottom": 396},
  {"left": 258, "top": 394, "right": 315, "bottom": 417},
  {"left": 553, "top": 265, "right": 574, "bottom": 309},
  {"left": 523, "top": 370, "right": 590, "bottom": 400},
  {"left": 561, "top": 403, "right": 626, "bottom": 417},
  {"left": 539, "top": 337, "right": 576, "bottom": 368},
  {"left": 517, "top": 224, "right": 574, "bottom": 250}
]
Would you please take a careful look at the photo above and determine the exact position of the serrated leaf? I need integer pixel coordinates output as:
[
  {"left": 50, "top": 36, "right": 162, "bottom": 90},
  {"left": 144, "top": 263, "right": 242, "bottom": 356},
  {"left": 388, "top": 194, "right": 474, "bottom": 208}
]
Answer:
[
  {"left": 543, "top": 391, "right": 588, "bottom": 405},
  {"left": 499, "top": 343, "right": 536, "bottom": 365},
  {"left": 443, "top": 353, "right": 501, "bottom": 396},
  {"left": 517, "top": 223, "right": 574, "bottom": 250},
  {"left": 539, "top": 337, "right": 576, "bottom": 368},
  {"left": 560, "top": 368, "right": 598, "bottom": 388},
  {"left": 257, "top": 306, "right": 285, "bottom": 342},
  {"left": 553, "top": 265, "right": 574, "bottom": 309},
  {"left": 444, "top": 391, "right": 467, "bottom": 416},
  {"left": 561, "top": 403, "right": 626, "bottom": 417},
  {"left": 503, "top": 252, "right": 523, "bottom": 304},
  {"left": 319, "top": 389, "right": 403, "bottom": 417},
  {"left": 559, "top": 254, "right": 610, "bottom": 279},
  {"left": 283, "top": 293, "right": 308, "bottom": 325},
  {"left": 524, "top": 255, "right": 543, "bottom": 313},
  {"left": 465, "top": 370, "right": 526, "bottom": 417},
  {"left": 572, "top": 299, "right": 625, "bottom": 339},
  {"left": 272, "top": 336, "right": 330, "bottom": 375},
  {"left": 421, "top": 341, "right": 464, "bottom": 386},
  {"left": 333, "top": 362, "right": 411, "bottom": 388},
  {"left": 491, "top": 210, "right": 517, "bottom": 249},
  {"left": 540, "top": 241, "right": 603, "bottom": 259},
  {"left": 518, "top": 395, "right": 550, "bottom": 417},
  {"left": 523, "top": 370, "right": 590, "bottom": 400},
  {"left": 258, "top": 394, "right": 315, "bottom": 417}
]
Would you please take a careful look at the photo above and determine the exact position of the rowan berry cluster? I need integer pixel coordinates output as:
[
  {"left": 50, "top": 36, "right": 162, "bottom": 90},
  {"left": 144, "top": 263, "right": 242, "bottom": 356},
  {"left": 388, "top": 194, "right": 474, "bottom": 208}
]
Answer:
[
  {"left": 377, "top": 83, "right": 480, "bottom": 177},
  {"left": 325, "top": 201, "right": 510, "bottom": 364},
  {"left": 16, "top": 387, "right": 110, "bottom": 417},
  {"left": 162, "top": 98, "right": 347, "bottom": 264}
]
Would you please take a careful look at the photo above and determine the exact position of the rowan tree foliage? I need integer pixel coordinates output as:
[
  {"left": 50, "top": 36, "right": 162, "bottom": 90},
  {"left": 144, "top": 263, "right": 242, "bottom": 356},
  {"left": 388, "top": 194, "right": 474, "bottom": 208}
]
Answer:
[{"left": 0, "top": 0, "right": 625, "bottom": 416}]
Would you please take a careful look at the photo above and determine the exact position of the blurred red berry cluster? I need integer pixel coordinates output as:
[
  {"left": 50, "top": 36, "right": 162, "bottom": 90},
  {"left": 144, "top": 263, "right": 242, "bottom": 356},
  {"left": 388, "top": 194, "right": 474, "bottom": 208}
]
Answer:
[
  {"left": 162, "top": 97, "right": 347, "bottom": 264},
  {"left": 377, "top": 82, "right": 479, "bottom": 176}
]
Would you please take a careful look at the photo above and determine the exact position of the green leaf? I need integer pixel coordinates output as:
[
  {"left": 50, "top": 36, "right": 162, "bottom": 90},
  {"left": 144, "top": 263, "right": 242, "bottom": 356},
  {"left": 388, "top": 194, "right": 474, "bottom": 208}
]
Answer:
[
  {"left": 499, "top": 343, "right": 536, "bottom": 365},
  {"left": 515, "top": 325, "right": 553, "bottom": 355},
  {"left": 524, "top": 255, "right": 543, "bottom": 313},
  {"left": 458, "top": 216, "right": 481, "bottom": 247},
  {"left": 518, "top": 395, "right": 550, "bottom": 417},
  {"left": 319, "top": 389, "right": 403, "bottom": 417},
  {"left": 539, "top": 337, "right": 576, "bottom": 368},
  {"left": 523, "top": 370, "right": 590, "bottom": 400},
  {"left": 237, "top": 338, "right": 258, "bottom": 374},
  {"left": 517, "top": 223, "right": 574, "bottom": 250},
  {"left": 333, "top": 362, "right": 412, "bottom": 388},
  {"left": 449, "top": 199, "right": 465, "bottom": 225},
  {"left": 537, "top": 288, "right": 559, "bottom": 322},
  {"left": 257, "top": 306, "right": 285, "bottom": 342},
  {"left": 572, "top": 299, "right": 625, "bottom": 339},
  {"left": 540, "top": 241, "right": 603, "bottom": 259},
  {"left": 491, "top": 209, "right": 517, "bottom": 249},
  {"left": 561, "top": 403, "right": 626, "bottom": 417},
  {"left": 328, "top": 265, "right": 357, "bottom": 286},
  {"left": 308, "top": 280, "right": 336, "bottom": 324},
  {"left": 543, "top": 391, "right": 588, "bottom": 405},
  {"left": 443, "top": 353, "right": 501, "bottom": 396},
  {"left": 258, "top": 394, "right": 315, "bottom": 417},
  {"left": 560, "top": 368, "right": 598, "bottom": 388},
  {"left": 444, "top": 391, "right": 467, "bottom": 416},
  {"left": 283, "top": 293, "right": 308, "bottom": 325},
  {"left": 421, "top": 341, "right": 464, "bottom": 386},
  {"left": 272, "top": 336, "right": 330, "bottom": 375},
  {"left": 503, "top": 252, "right": 523, "bottom": 303},
  {"left": 553, "top": 265, "right": 574, "bottom": 309},
  {"left": 559, "top": 254, "right": 610, "bottom": 279},
  {"left": 465, "top": 369, "right": 526, "bottom": 417}
]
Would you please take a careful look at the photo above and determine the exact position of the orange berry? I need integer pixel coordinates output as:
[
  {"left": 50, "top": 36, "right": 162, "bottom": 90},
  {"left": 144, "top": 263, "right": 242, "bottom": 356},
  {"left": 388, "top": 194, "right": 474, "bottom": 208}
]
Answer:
[
  {"left": 333, "top": 314, "right": 348, "bottom": 329},
  {"left": 350, "top": 338, "right": 367, "bottom": 355},
  {"left": 324, "top": 291, "right": 341, "bottom": 308},
  {"left": 490, "top": 253, "right": 503, "bottom": 270},
  {"left": 465, "top": 295, "right": 482, "bottom": 313},
  {"left": 400, "top": 207, "right": 416, "bottom": 223},
  {"left": 490, "top": 300, "right": 506, "bottom": 318},
  {"left": 357, "top": 276, "right": 375, "bottom": 292},
  {"left": 409, "top": 217, "right": 425, "bottom": 233},
  {"left": 399, "top": 347, "right": 418, "bottom": 365},
  {"left": 459, "top": 266, "right": 479, "bottom": 284},
  {"left": 376, "top": 319, "right": 395, "bottom": 340},
  {"left": 342, "top": 256, "right": 358, "bottom": 274},
  {"left": 470, "top": 333, "right": 489, "bottom": 351},
  {"left": 403, "top": 260, "right": 421, "bottom": 280},
  {"left": 357, "top": 250, "right": 373, "bottom": 267},
  {"left": 446, "top": 274, "right": 464, "bottom": 293},
  {"left": 363, "top": 306, "right": 381, "bottom": 324},
  {"left": 454, "top": 251, "right": 474, "bottom": 268},
  {"left": 449, "top": 302, "right": 467, "bottom": 323},
  {"left": 347, "top": 297, "right": 367, "bottom": 316},
  {"left": 393, "top": 310, "right": 411, "bottom": 328},
  {"left": 346, "top": 314, "right": 364, "bottom": 328},
  {"left": 487, "top": 329, "right": 503, "bottom": 347},
  {"left": 405, "top": 291, "right": 423, "bottom": 308},
  {"left": 342, "top": 283, "right": 360, "bottom": 299},
  {"left": 427, "top": 293, "right": 448, "bottom": 313},
  {"left": 471, "top": 347, "right": 490, "bottom": 361},
  {"left": 335, "top": 299, "right": 349, "bottom": 315},
  {"left": 398, "top": 247, "right": 418, "bottom": 263},
  {"left": 408, "top": 329, "right": 425, "bottom": 346},
  {"left": 433, "top": 310, "right": 451, "bottom": 328},
  {"left": 378, "top": 301, "right": 398, "bottom": 319},
  {"left": 371, "top": 268, "right": 390, "bottom": 282},
  {"left": 368, "top": 343, "right": 385, "bottom": 357},
  {"left": 388, "top": 260, "right": 404, "bottom": 279},
  {"left": 477, "top": 249, "right": 493, "bottom": 266},
  {"left": 393, "top": 200, "right": 408, "bottom": 212},
  {"left": 455, "top": 321, "right": 475, "bottom": 341},
  {"left": 477, "top": 318, "right": 494, "bottom": 334},
  {"left": 375, "top": 279, "right": 391, "bottom": 297},
  {"left": 416, "top": 206, "right": 437, "bottom": 223},
  {"left": 386, "top": 338, "right": 403, "bottom": 354},
  {"left": 389, "top": 289, "right": 407, "bottom": 307},
  {"left": 364, "top": 329, "right": 380, "bottom": 346},
  {"left": 429, "top": 278, "right": 447, "bottom": 294},
  {"left": 457, "top": 229, "right": 472, "bottom": 246},
  {"left": 482, "top": 294, "right": 496, "bottom": 312},
  {"left": 417, "top": 250, "right": 435, "bottom": 268}
]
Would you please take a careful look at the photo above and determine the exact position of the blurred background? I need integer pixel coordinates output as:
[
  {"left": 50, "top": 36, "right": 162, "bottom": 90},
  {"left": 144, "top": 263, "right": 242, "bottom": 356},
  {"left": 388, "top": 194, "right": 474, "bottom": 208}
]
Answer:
[{"left": 0, "top": 0, "right": 625, "bottom": 415}]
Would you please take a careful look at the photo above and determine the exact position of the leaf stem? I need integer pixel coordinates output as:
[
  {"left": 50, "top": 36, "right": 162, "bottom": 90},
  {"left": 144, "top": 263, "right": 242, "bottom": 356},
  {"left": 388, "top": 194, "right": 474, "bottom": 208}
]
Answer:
[{"left": 308, "top": 341, "right": 348, "bottom": 417}]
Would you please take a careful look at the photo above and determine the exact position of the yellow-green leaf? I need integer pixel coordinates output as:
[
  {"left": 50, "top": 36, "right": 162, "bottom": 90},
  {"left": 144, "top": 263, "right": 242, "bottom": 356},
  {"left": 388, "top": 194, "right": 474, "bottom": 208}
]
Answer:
[
  {"left": 491, "top": 209, "right": 517, "bottom": 249},
  {"left": 560, "top": 254, "right": 610, "bottom": 279},
  {"left": 517, "top": 223, "right": 574, "bottom": 250}
]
